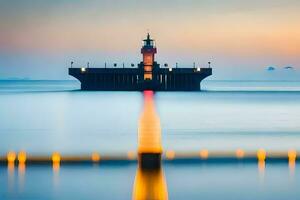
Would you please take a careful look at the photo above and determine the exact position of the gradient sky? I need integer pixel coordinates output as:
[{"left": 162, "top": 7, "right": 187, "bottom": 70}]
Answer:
[{"left": 0, "top": 0, "right": 299, "bottom": 80}]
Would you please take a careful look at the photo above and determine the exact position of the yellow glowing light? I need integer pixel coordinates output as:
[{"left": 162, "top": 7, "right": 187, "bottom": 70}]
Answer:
[
  {"left": 199, "top": 149, "right": 209, "bottom": 159},
  {"left": 143, "top": 54, "right": 153, "bottom": 65},
  {"left": 91, "top": 152, "right": 100, "bottom": 162},
  {"left": 81, "top": 67, "right": 86, "bottom": 72},
  {"left": 143, "top": 53, "right": 153, "bottom": 80},
  {"left": 144, "top": 66, "right": 152, "bottom": 72},
  {"left": 257, "top": 149, "right": 266, "bottom": 161},
  {"left": 7, "top": 151, "right": 16, "bottom": 163},
  {"left": 17, "top": 151, "right": 27, "bottom": 164},
  {"left": 166, "top": 150, "right": 175, "bottom": 160},
  {"left": 127, "top": 151, "right": 136, "bottom": 160},
  {"left": 288, "top": 149, "right": 297, "bottom": 161},
  {"left": 144, "top": 73, "right": 152, "bottom": 80},
  {"left": 52, "top": 152, "right": 61, "bottom": 163},
  {"left": 236, "top": 149, "right": 245, "bottom": 158},
  {"left": 169, "top": 68, "right": 172, "bottom": 72}
]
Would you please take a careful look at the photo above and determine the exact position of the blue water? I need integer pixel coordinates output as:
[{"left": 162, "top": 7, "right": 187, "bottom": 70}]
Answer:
[
  {"left": 1, "top": 163, "right": 299, "bottom": 200},
  {"left": 0, "top": 80, "right": 299, "bottom": 154},
  {"left": 1, "top": 80, "right": 300, "bottom": 200}
]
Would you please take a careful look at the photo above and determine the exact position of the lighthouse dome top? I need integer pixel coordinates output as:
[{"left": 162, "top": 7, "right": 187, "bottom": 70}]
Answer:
[{"left": 143, "top": 33, "right": 154, "bottom": 47}]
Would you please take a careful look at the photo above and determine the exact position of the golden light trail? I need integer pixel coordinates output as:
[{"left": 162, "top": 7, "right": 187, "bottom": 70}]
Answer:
[
  {"left": 288, "top": 149, "right": 297, "bottom": 174},
  {"left": 132, "top": 167, "right": 168, "bottom": 200},
  {"left": 52, "top": 153, "right": 60, "bottom": 189},
  {"left": 7, "top": 151, "right": 16, "bottom": 192},
  {"left": 18, "top": 162, "right": 26, "bottom": 192},
  {"left": 258, "top": 160, "right": 265, "bottom": 174},
  {"left": 17, "top": 151, "right": 26, "bottom": 189},
  {"left": 133, "top": 90, "right": 168, "bottom": 199},
  {"left": 7, "top": 161, "right": 14, "bottom": 173},
  {"left": 7, "top": 162, "right": 15, "bottom": 193},
  {"left": 257, "top": 149, "right": 266, "bottom": 180},
  {"left": 18, "top": 163, "right": 26, "bottom": 174},
  {"left": 138, "top": 90, "right": 162, "bottom": 154}
]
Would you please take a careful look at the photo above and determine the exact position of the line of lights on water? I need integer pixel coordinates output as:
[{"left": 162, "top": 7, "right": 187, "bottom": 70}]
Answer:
[{"left": 3, "top": 149, "right": 297, "bottom": 164}]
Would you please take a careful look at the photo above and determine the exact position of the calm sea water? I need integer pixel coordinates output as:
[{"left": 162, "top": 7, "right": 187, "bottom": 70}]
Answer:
[
  {"left": 1, "top": 80, "right": 300, "bottom": 200},
  {"left": 0, "top": 80, "right": 299, "bottom": 154},
  {"left": 1, "top": 162, "right": 300, "bottom": 200}
]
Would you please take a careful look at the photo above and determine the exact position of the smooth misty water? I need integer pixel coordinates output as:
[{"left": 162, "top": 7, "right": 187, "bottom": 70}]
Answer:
[
  {"left": 1, "top": 163, "right": 300, "bottom": 200},
  {"left": 1, "top": 80, "right": 300, "bottom": 200},
  {"left": 0, "top": 80, "right": 300, "bottom": 154}
]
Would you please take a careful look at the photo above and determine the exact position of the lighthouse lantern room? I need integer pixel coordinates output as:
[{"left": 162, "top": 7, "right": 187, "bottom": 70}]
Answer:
[{"left": 141, "top": 33, "right": 157, "bottom": 80}]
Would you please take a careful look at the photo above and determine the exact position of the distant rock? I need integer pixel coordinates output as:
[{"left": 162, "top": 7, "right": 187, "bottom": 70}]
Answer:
[
  {"left": 267, "top": 66, "right": 275, "bottom": 71},
  {"left": 284, "top": 66, "right": 293, "bottom": 70}
]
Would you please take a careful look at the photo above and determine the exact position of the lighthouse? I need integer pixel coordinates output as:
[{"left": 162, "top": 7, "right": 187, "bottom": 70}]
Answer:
[{"left": 141, "top": 33, "right": 157, "bottom": 80}]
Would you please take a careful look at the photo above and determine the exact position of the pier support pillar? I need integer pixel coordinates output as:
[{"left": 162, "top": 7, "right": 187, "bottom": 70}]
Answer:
[{"left": 138, "top": 153, "right": 161, "bottom": 170}]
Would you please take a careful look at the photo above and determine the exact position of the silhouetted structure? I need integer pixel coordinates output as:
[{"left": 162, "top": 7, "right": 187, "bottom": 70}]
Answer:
[{"left": 69, "top": 33, "right": 212, "bottom": 91}]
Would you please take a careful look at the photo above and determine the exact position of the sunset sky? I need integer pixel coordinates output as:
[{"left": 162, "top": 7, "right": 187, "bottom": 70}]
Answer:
[{"left": 0, "top": 0, "right": 299, "bottom": 80}]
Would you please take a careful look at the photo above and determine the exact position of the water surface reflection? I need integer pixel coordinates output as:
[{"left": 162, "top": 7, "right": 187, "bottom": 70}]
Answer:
[
  {"left": 133, "top": 90, "right": 168, "bottom": 200},
  {"left": 133, "top": 167, "right": 168, "bottom": 200}
]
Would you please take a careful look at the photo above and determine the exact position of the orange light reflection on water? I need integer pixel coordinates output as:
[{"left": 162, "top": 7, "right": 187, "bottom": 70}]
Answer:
[
  {"left": 52, "top": 152, "right": 61, "bottom": 173},
  {"left": 7, "top": 161, "right": 15, "bottom": 192},
  {"left": 18, "top": 163, "right": 26, "bottom": 191},
  {"left": 288, "top": 150, "right": 297, "bottom": 176},
  {"left": 138, "top": 90, "right": 162, "bottom": 154},
  {"left": 133, "top": 90, "right": 168, "bottom": 199},
  {"left": 7, "top": 151, "right": 16, "bottom": 192},
  {"left": 132, "top": 167, "right": 168, "bottom": 200},
  {"left": 257, "top": 149, "right": 266, "bottom": 181}
]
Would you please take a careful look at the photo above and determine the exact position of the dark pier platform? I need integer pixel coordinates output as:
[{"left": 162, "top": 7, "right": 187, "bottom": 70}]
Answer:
[
  {"left": 69, "top": 67, "right": 212, "bottom": 91},
  {"left": 69, "top": 33, "right": 212, "bottom": 91}
]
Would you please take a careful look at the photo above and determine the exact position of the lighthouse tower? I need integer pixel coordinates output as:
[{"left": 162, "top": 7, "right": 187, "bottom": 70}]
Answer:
[{"left": 141, "top": 33, "right": 157, "bottom": 80}]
